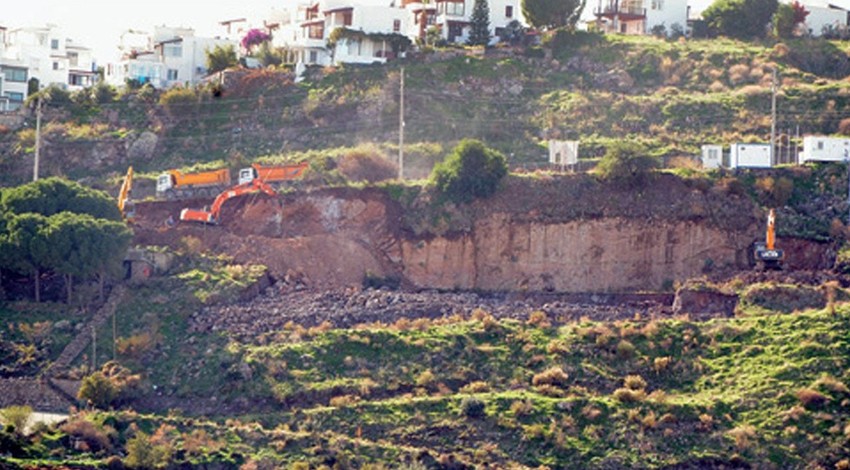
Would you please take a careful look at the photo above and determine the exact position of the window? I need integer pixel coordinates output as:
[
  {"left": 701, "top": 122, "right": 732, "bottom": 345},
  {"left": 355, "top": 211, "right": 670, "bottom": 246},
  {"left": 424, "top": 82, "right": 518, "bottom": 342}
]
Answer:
[
  {"left": 309, "top": 50, "right": 318, "bottom": 63},
  {"left": 393, "top": 19, "right": 401, "bottom": 32},
  {"left": 53, "top": 61, "right": 59, "bottom": 70},
  {"left": 342, "top": 11, "right": 352, "bottom": 26},
  {"left": 817, "top": 141, "right": 825, "bottom": 150},
  {"left": 1, "top": 67, "right": 27, "bottom": 82},
  {"left": 68, "top": 52, "right": 79, "bottom": 67},
  {"left": 444, "top": 1, "right": 464, "bottom": 16},
  {"left": 4, "top": 91, "right": 24, "bottom": 103},
  {"left": 51, "top": 38, "right": 59, "bottom": 49},
  {"left": 506, "top": 5, "right": 513, "bottom": 18},
  {"left": 164, "top": 43, "right": 182, "bottom": 58},
  {"left": 167, "top": 69, "right": 178, "bottom": 80},
  {"left": 307, "top": 23, "right": 324, "bottom": 39},
  {"left": 651, "top": 0, "right": 663, "bottom": 9}
]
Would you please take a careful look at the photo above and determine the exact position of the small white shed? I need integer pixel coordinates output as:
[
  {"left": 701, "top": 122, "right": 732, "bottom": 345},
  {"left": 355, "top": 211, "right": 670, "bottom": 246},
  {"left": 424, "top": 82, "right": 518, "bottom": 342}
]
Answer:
[
  {"left": 800, "top": 135, "right": 850, "bottom": 163},
  {"left": 730, "top": 143, "right": 772, "bottom": 169},
  {"left": 549, "top": 140, "right": 579, "bottom": 168},
  {"left": 701, "top": 145, "right": 723, "bottom": 169}
]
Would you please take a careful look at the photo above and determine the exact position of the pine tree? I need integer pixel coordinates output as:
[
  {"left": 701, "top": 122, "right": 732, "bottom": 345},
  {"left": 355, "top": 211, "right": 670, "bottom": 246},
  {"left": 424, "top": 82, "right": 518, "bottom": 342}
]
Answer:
[{"left": 468, "top": 0, "right": 491, "bottom": 46}]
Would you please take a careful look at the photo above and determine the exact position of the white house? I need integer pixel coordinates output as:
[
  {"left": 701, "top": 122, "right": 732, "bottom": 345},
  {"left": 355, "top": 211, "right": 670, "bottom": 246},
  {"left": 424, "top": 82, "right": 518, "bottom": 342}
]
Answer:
[
  {"left": 1, "top": 24, "right": 96, "bottom": 93},
  {"left": 701, "top": 144, "right": 723, "bottom": 169},
  {"left": 593, "top": 0, "right": 688, "bottom": 35},
  {"left": 106, "top": 26, "right": 238, "bottom": 89},
  {"left": 794, "top": 0, "right": 849, "bottom": 36},
  {"left": 730, "top": 143, "right": 772, "bottom": 169},
  {"left": 800, "top": 135, "right": 850, "bottom": 163}
]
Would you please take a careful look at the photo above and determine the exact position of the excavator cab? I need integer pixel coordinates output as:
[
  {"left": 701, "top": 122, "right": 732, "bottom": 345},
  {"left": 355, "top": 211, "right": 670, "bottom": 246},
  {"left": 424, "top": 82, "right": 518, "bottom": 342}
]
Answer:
[{"left": 754, "top": 209, "right": 785, "bottom": 270}]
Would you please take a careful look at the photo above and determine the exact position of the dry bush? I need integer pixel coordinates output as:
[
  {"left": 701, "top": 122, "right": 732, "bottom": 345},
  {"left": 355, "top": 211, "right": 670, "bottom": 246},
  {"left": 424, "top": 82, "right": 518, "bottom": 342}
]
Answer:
[
  {"left": 838, "top": 118, "right": 850, "bottom": 137},
  {"left": 814, "top": 375, "right": 850, "bottom": 394},
  {"left": 415, "top": 369, "right": 436, "bottom": 387},
  {"left": 180, "top": 236, "right": 204, "bottom": 255},
  {"left": 715, "top": 176, "right": 746, "bottom": 197},
  {"left": 337, "top": 147, "right": 398, "bottom": 183},
  {"left": 460, "top": 381, "right": 490, "bottom": 394},
  {"left": 727, "top": 425, "right": 756, "bottom": 451},
  {"left": 654, "top": 357, "right": 671, "bottom": 373},
  {"left": 531, "top": 366, "right": 570, "bottom": 388},
  {"left": 116, "top": 333, "right": 156, "bottom": 358},
  {"left": 581, "top": 405, "right": 602, "bottom": 421},
  {"left": 797, "top": 388, "right": 829, "bottom": 408},
  {"left": 527, "top": 310, "right": 551, "bottom": 328},
  {"left": 738, "top": 84, "right": 766, "bottom": 96},
  {"left": 698, "top": 413, "right": 714, "bottom": 430},
  {"left": 18, "top": 321, "right": 52, "bottom": 344},
  {"left": 182, "top": 429, "right": 223, "bottom": 455},
  {"left": 668, "top": 156, "right": 701, "bottom": 170},
  {"left": 613, "top": 387, "right": 646, "bottom": 403},
  {"left": 624, "top": 375, "right": 647, "bottom": 391},
  {"left": 728, "top": 63, "right": 751, "bottom": 85},
  {"left": 535, "top": 384, "right": 568, "bottom": 398},
  {"left": 510, "top": 399, "right": 534, "bottom": 417},
  {"left": 708, "top": 80, "right": 727, "bottom": 93},
  {"left": 60, "top": 418, "right": 113, "bottom": 453},
  {"left": 329, "top": 394, "right": 361, "bottom": 407},
  {"left": 641, "top": 411, "right": 657, "bottom": 429},
  {"left": 546, "top": 339, "right": 570, "bottom": 355}
]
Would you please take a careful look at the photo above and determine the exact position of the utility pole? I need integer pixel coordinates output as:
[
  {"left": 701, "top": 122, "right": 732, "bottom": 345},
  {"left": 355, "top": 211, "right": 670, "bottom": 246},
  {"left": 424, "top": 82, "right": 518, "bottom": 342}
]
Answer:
[
  {"left": 91, "top": 325, "right": 97, "bottom": 372},
  {"left": 770, "top": 68, "right": 778, "bottom": 166},
  {"left": 33, "top": 95, "right": 42, "bottom": 181},
  {"left": 398, "top": 67, "right": 405, "bottom": 180}
]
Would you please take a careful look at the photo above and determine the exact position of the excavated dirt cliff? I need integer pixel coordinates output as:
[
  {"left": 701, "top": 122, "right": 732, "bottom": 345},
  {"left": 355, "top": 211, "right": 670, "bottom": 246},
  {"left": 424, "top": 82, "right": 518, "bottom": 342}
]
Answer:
[{"left": 133, "top": 173, "right": 822, "bottom": 293}]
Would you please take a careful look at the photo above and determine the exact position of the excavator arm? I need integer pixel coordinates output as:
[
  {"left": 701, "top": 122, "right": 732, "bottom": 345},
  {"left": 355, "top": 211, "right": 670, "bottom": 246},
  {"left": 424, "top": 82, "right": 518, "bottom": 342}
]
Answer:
[
  {"left": 180, "top": 179, "right": 276, "bottom": 225},
  {"left": 118, "top": 166, "right": 135, "bottom": 222},
  {"left": 754, "top": 208, "right": 785, "bottom": 269}
]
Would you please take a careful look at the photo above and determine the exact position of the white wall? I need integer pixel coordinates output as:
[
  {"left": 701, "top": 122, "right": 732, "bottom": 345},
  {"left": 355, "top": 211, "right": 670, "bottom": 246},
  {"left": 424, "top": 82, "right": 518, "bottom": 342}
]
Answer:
[
  {"left": 645, "top": 0, "right": 688, "bottom": 33},
  {"left": 802, "top": 5, "right": 848, "bottom": 36},
  {"left": 731, "top": 143, "right": 772, "bottom": 168},
  {"left": 800, "top": 136, "right": 850, "bottom": 163}
]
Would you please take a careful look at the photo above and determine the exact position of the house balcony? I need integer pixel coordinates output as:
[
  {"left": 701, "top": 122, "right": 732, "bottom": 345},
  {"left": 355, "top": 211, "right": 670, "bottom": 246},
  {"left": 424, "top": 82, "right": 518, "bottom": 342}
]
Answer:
[{"left": 594, "top": 1, "right": 646, "bottom": 21}]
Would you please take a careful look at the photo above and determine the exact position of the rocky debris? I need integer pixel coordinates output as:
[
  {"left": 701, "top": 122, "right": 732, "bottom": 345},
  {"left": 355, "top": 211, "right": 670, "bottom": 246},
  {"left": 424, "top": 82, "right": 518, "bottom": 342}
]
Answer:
[
  {"left": 190, "top": 284, "right": 673, "bottom": 341},
  {"left": 0, "top": 378, "right": 78, "bottom": 413},
  {"left": 672, "top": 284, "right": 738, "bottom": 320}
]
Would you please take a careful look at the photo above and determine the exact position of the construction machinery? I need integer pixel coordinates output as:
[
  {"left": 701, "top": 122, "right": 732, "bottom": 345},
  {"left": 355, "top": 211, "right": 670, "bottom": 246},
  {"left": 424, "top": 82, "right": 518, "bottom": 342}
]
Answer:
[
  {"left": 118, "top": 166, "right": 135, "bottom": 222},
  {"left": 237, "top": 162, "right": 309, "bottom": 186},
  {"left": 179, "top": 178, "right": 276, "bottom": 225},
  {"left": 156, "top": 168, "right": 232, "bottom": 200},
  {"left": 754, "top": 209, "right": 785, "bottom": 270}
]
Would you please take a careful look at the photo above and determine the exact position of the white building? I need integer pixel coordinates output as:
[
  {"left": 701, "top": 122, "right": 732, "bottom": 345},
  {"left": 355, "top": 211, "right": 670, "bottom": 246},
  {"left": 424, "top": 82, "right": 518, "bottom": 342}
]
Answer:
[
  {"left": 800, "top": 135, "right": 850, "bottom": 163},
  {"left": 1, "top": 24, "right": 96, "bottom": 95},
  {"left": 593, "top": 0, "right": 689, "bottom": 35},
  {"left": 701, "top": 144, "right": 723, "bottom": 169},
  {"left": 730, "top": 143, "right": 772, "bottom": 169},
  {"left": 106, "top": 26, "right": 238, "bottom": 89},
  {"left": 795, "top": 0, "right": 849, "bottom": 36}
]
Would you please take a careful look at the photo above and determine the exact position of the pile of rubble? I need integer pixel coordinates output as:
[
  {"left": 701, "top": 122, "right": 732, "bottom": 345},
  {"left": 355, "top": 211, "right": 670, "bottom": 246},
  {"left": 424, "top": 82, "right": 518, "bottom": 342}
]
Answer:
[{"left": 189, "top": 284, "right": 672, "bottom": 341}]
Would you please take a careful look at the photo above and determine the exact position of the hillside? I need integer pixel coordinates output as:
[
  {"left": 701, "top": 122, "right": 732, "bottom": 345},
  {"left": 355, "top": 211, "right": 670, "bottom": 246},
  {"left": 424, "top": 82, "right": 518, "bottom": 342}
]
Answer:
[{"left": 1, "top": 33, "right": 850, "bottom": 185}]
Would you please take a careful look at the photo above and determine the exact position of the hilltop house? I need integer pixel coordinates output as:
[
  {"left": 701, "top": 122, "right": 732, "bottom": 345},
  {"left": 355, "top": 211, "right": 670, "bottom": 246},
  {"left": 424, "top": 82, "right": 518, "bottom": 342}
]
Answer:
[
  {"left": 105, "top": 26, "right": 238, "bottom": 89},
  {"left": 593, "top": 0, "right": 689, "bottom": 35},
  {"left": 268, "top": 0, "right": 522, "bottom": 66},
  {"left": 0, "top": 24, "right": 96, "bottom": 109},
  {"left": 794, "top": 0, "right": 850, "bottom": 36}
]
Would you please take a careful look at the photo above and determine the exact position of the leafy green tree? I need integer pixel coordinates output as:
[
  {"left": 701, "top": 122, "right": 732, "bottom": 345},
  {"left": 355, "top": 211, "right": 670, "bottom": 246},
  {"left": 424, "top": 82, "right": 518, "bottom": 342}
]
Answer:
[
  {"left": 468, "top": 0, "right": 491, "bottom": 46},
  {"left": 78, "top": 372, "right": 116, "bottom": 409},
  {"left": 0, "top": 178, "right": 120, "bottom": 221},
  {"left": 1, "top": 213, "right": 51, "bottom": 302},
  {"left": 0, "top": 406, "right": 32, "bottom": 436},
  {"left": 773, "top": 1, "right": 809, "bottom": 38},
  {"left": 254, "top": 42, "right": 285, "bottom": 67},
  {"left": 702, "top": 0, "right": 778, "bottom": 39},
  {"left": 522, "top": 0, "right": 586, "bottom": 29},
  {"left": 124, "top": 431, "right": 172, "bottom": 469},
  {"left": 206, "top": 44, "right": 239, "bottom": 74},
  {"left": 596, "top": 141, "right": 659, "bottom": 187},
  {"left": 431, "top": 139, "right": 508, "bottom": 203}
]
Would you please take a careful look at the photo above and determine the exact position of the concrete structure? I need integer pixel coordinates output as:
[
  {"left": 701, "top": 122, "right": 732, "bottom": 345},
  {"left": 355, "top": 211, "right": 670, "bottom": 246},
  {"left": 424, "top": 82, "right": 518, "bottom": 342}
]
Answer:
[
  {"left": 594, "top": 0, "right": 689, "bottom": 35},
  {"left": 701, "top": 144, "right": 723, "bottom": 169},
  {"left": 106, "top": 26, "right": 237, "bottom": 89},
  {"left": 730, "top": 143, "right": 772, "bottom": 169},
  {"left": 800, "top": 135, "right": 850, "bottom": 163}
]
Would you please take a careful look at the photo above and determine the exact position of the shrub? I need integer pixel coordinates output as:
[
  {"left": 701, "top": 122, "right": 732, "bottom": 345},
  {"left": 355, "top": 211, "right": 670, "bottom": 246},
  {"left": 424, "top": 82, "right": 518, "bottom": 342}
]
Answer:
[
  {"left": 159, "top": 87, "right": 198, "bottom": 117},
  {"left": 460, "top": 396, "right": 486, "bottom": 418},
  {"left": 416, "top": 369, "right": 436, "bottom": 387},
  {"left": 797, "top": 388, "right": 829, "bottom": 408},
  {"left": 337, "top": 148, "right": 398, "bottom": 183},
  {"left": 838, "top": 118, "right": 850, "bottom": 137},
  {"left": 60, "top": 418, "right": 112, "bottom": 453},
  {"left": 78, "top": 372, "right": 117, "bottom": 409},
  {"left": 613, "top": 387, "right": 646, "bottom": 403},
  {"left": 595, "top": 141, "right": 659, "bottom": 187},
  {"left": 624, "top": 374, "right": 648, "bottom": 391},
  {"left": 615, "top": 340, "right": 636, "bottom": 359},
  {"left": 0, "top": 406, "right": 32, "bottom": 435},
  {"left": 460, "top": 381, "right": 490, "bottom": 393},
  {"left": 430, "top": 139, "right": 508, "bottom": 204},
  {"left": 531, "top": 366, "right": 570, "bottom": 388},
  {"left": 124, "top": 431, "right": 172, "bottom": 469}
]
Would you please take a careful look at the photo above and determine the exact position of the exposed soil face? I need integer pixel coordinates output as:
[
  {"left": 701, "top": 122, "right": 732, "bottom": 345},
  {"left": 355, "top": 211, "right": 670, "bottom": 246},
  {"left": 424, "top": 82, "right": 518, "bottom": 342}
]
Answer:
[{"left": 131, "top": 174, "right": 833, "bottom": 294}]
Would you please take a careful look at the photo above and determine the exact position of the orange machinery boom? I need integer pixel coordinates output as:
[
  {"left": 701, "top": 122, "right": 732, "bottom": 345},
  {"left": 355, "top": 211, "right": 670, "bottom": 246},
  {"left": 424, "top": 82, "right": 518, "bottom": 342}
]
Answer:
[{"left": 179, "top": 179, "right": 276, "bottom": 225}]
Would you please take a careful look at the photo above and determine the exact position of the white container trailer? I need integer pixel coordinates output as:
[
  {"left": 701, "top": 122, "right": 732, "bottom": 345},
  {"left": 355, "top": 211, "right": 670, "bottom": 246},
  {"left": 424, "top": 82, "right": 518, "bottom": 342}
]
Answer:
[
  {"left": 730, "top": 143, "right": 772, "bottom": 169},
  {"left": 800, "top": 136, "right": 850, "bottom": 163}
]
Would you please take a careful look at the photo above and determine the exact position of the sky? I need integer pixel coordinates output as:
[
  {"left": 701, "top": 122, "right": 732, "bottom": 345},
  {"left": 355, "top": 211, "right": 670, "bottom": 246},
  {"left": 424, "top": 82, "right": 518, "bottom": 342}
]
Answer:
[{"left": 3, "top": 0, "right": 716, "bottom": 64}]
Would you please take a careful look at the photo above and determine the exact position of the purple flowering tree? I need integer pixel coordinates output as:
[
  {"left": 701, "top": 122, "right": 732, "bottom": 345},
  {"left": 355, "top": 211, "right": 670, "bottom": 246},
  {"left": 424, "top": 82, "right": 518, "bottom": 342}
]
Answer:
[{"left": 241, "top": 28, "right": 271, "bottom": 52}]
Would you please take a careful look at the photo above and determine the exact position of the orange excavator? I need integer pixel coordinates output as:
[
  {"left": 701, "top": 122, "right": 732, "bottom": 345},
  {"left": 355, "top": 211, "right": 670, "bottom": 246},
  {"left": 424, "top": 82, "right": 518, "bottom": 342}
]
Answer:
[
  {"left": 753, "top": 209, "right": 785, "bottom": 270},
  {"left": 179, "top": 178, "right": 276, "bottom": 225}
]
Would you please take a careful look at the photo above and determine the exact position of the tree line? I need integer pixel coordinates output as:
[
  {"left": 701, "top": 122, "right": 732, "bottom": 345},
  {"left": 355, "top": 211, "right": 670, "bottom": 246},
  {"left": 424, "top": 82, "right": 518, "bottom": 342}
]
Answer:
[{"left": 0, "top": 178, "right": 132, "bottom": 303}]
